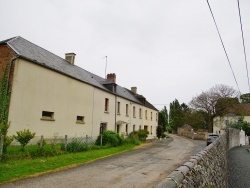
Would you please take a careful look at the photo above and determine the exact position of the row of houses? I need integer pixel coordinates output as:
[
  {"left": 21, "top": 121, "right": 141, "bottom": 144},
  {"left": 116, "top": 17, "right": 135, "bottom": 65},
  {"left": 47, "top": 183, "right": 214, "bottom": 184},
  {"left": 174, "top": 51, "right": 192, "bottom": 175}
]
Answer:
[{"left": 0, "top": 36, "right": 158, "bottom": 139}]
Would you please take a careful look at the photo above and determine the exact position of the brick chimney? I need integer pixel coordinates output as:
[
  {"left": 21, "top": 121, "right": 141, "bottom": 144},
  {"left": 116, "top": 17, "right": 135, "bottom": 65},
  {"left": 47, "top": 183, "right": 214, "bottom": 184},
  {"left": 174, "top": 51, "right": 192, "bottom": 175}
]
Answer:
[
  {"left": 65, "top": 53, "right": 76, "bottom": 65},
  {"left": 131, "top": 87, "right": 137, "bottom": 94},
  {"left": 107, "top": 73, "right": 116, "bottom": 83}
]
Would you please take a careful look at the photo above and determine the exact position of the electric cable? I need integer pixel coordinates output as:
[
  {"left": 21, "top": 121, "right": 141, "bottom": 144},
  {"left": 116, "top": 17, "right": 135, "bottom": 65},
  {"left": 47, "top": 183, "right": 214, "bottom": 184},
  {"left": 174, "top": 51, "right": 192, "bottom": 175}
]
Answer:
[
  {"left": 206, "top": 0, "right": 241, "bottom": 94},
  {"left": 237, "top": 0, "right": 250, "bottom": 93}
]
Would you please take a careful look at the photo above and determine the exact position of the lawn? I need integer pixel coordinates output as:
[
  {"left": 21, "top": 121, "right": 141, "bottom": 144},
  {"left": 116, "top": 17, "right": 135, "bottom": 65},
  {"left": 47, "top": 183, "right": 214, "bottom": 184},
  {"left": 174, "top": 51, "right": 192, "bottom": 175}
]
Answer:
[{"left": 0, "top": 144, "right": 136, "bottom": 183}]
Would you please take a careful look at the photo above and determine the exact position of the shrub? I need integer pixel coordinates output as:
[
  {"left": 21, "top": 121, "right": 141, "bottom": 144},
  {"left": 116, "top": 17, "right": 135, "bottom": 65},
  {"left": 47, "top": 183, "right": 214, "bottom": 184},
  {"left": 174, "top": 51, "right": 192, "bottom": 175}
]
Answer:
[
  {"left": 13, "top": 129, "right": 36, "bottom": 151},
  {"left": 64, "top": 138, "right": 88, "bottom": 153},
  {"left": 137, "top": 129, "right": 149, "bottom": 142},
  {"left": 95, "top": 130, "right": 123, "bottom": 147}
]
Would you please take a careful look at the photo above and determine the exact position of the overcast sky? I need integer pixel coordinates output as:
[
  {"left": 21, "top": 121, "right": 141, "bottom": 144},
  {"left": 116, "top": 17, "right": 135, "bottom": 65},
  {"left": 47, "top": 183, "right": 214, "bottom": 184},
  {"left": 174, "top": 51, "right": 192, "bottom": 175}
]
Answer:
[{"left": 1, "top": 0, "right": 250, "bottom": 110}]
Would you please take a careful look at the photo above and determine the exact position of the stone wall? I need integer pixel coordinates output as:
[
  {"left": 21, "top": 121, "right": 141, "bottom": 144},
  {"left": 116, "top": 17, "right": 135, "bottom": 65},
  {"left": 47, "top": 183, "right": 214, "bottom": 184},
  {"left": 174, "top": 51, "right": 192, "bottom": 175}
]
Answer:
[
  {"left": 178, "top": 129, "right": 208, "bottom": 140},
  {"left": 154, "top": 128, "right": 241, "bottom": 188}
]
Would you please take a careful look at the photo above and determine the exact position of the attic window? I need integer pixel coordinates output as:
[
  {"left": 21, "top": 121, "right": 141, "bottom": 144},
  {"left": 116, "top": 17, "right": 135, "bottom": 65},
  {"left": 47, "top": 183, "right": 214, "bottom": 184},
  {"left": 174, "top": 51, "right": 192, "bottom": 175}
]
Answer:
[
  {"left": 76, "top": 116, "right": 85, "bottom": 124},
  {"left": 41, "top": 111, "right": 55, "bottom": 121}
]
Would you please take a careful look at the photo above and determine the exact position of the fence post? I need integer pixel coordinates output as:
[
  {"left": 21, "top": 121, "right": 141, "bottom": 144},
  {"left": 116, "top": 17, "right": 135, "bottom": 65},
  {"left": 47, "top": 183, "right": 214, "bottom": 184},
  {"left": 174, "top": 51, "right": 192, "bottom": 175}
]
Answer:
[
  {"left": 0, "top": 135, "right": 4, "bottom": 160},
  {"left": 40, "top": 135, "right": 43, "bottom": 149},
  {"left": 64, "top": 135, "right": 68, "bottom": 151}
]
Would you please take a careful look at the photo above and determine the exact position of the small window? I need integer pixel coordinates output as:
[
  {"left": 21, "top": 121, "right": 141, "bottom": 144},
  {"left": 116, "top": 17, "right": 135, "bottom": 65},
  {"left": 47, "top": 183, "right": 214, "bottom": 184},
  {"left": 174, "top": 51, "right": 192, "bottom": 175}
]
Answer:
[
  {"left": 76, "top": 116, "right": 85, "bottom": 124},
  {"left": 41, "top": 111, "right": 54, "bottom": 121},
  {"left": 139, "top": 108, "right": 142, "bottom": 119},
  {"left": 151, "top": 112, "right": 153, "bottom": 121},
  {"left": 126, "top": 104, "right": 129, "bottom": 116},
  {"left": 133, "top": 106, "right": 136, "bottom": 118},
  {"left": 105, "top": 98, "right": 109, "bottom": 112},
  {"left": 156, "top": 113, "right": 158, "bottom": 122},
  {"left": 117, "top": 102, "right": 121, "bottom": 114},
  {"left": 145, "top": 110, "right": 148, "bottom": 120},
  {"left": 126, "top": 124, "right": 128, "bottom": 134},
  {"left": 133, "top": 125, "right": 135, "bottom": 131}
]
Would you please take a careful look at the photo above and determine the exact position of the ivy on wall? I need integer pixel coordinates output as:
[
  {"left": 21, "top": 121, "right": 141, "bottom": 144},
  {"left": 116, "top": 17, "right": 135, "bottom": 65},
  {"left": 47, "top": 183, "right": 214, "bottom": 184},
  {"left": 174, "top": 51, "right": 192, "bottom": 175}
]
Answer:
[{"left": 0, "top": 68, "right": 10, "bottom": 124}]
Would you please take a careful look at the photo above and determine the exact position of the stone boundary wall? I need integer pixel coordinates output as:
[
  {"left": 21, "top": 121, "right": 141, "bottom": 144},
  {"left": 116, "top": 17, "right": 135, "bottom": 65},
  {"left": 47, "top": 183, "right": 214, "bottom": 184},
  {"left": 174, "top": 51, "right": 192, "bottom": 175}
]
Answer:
[
  {"left": 178, "top": 130, "right": 208, "bottom": 140},
  {"left": 154, "top": 129, "right": 241, "bottom": 188}
]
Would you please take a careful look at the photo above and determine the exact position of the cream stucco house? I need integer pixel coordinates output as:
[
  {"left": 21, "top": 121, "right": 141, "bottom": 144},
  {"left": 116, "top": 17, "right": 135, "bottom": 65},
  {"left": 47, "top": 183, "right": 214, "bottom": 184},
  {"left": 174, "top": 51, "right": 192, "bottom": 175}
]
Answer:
[
  {"left": 213, "top": 104, "right": 250, "bottom": 134},
  {"left": 0, "top": 36, "right": 158, "bottom": 140}
]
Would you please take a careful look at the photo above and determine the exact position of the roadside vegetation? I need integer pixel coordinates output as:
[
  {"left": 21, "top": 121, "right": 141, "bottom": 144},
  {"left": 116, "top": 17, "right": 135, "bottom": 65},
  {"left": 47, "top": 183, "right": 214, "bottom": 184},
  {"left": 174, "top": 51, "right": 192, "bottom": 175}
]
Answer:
[{"left": 0, "top": 130, "right": 149, "bottom": 183}]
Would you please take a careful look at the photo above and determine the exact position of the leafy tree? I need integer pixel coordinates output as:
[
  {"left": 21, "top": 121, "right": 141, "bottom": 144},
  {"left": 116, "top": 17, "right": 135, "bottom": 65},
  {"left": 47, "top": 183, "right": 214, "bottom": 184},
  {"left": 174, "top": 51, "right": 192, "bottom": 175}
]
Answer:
[
  {"left": 169, "top": 99, "right": 189, "bottom": 131},
  {"left": 240, "top": 93, "right": 250, "bottom": 104},
  {"left": 13, "top": 129, "right": 36, "bottom": 151},
  {"left": 183, "top": 109, "right": 208, "bottom": 129},
  {"left": 190, "top": 84, "right": 238, "bottom": 132},
  {"left": 228, "top": 116, "right": 250, "bottom": 136},
  {"left": 158, "top": 106, "right": 168, "bottom": 131},
  {"left": 156, "top": 125, "right": 164, "bottom": 138}
]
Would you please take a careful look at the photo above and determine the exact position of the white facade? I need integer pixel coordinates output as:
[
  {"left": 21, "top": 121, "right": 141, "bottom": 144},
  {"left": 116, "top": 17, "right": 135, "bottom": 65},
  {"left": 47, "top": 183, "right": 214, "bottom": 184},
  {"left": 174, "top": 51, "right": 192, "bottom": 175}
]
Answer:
[{"left": 3, "top": 37, "right": 158, "bottom": 140}]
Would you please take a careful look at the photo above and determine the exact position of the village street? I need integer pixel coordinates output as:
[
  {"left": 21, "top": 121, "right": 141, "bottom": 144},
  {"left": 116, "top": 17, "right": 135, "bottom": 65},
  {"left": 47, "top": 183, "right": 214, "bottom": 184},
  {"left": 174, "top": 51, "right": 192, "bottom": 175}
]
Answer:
[{"left": 2, "top": 134, "right": 206, "bottom": 188}]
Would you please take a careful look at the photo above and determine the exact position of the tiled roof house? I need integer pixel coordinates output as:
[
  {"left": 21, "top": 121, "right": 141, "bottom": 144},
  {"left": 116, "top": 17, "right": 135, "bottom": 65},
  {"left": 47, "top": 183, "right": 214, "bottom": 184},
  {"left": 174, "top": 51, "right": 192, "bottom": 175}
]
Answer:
[{"left": 0, "top": 36, "right": 158, "bottom": 139}]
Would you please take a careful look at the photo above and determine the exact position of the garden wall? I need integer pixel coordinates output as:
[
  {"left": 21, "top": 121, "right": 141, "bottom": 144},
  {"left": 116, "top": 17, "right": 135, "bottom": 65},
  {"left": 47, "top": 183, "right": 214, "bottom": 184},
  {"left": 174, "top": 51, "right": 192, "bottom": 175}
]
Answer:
[{"left": 154, "top": 128, "right": 241, "bottom": 188}]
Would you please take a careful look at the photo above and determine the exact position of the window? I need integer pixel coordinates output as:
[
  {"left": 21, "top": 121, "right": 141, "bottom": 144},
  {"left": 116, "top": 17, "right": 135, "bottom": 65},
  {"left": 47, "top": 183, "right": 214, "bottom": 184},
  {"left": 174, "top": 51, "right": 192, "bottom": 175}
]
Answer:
[
  {"left": 133, "top": 106, "right": 136, "bottom": 118},
  {"left": 151, "top": 126, "right": 152, "bottom": 134},
  {"left": 76, "top": 116, "right": 85, "bottom": 124},
  {"left": 139, "top": 108, "right": 142, "bottom": 119},
  {"left": 105, "top": 98, "right": 109, "bottom": 112},
  {"left": 225, "top": 120, "right": 229, "bottom": 126},
  {"left": 133, "top": 125, "right": 135, "bottom": 131},
  {"left": 100, "top": 123, "right": 107, "bottom": 134},
  {"left": 156, "top": 113, "right": 158, "bottom": 122},
  {"left": 145, "top": 110, "right": 148, "bottom": 120},
  {"left": 117, "top": 102, "right": 121, "bottom": 114},
  {"left": 144, "top": 125, "right": 148, "bottom": 131},
  {"left": 151, "top": 112, "right": 153, "bottom": 121},
  {"left": 41, "top": 111, "right": 54, "bottom": 121},
  {"left": 126, "top": 104, "right": 129, "bottom": 116},
  {"left": 139, "top": 125, "right": 141, "bottom": 130},
  {"left": 126, "top": 124, "right": 128, "bottom": 135}
]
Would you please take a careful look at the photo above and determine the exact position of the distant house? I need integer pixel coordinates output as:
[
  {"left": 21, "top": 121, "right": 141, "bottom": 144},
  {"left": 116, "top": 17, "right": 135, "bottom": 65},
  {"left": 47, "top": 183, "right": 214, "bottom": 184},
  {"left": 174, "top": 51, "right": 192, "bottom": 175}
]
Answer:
[
  {"left": 0, "top": 36, "right": 158, "bottom": 139},
  {"left": 213, "top": 104, "right": 250, "bottom": 134}
]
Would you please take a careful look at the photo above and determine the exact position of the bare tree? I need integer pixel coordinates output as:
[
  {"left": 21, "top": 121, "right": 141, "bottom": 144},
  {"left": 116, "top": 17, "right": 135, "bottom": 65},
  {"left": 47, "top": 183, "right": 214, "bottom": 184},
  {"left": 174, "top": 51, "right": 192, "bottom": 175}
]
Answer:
[{"left": 190, "top": 84, "right": 238, "bottom": 132}]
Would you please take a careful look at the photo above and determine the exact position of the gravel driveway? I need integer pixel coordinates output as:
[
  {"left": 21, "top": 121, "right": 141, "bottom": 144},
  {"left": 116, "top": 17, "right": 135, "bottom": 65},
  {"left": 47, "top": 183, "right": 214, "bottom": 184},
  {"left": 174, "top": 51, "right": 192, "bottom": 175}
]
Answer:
[{"left": 1, "top": 134, "right": 206, "bottom": 188}]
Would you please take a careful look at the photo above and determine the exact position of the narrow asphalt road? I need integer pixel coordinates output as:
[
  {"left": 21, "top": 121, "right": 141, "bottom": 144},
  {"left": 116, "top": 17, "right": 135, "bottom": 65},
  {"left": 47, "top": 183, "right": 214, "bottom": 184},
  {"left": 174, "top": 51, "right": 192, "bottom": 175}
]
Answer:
[
  {"left": 228, "top": 145, "right": 250, "bottom": 188},
  {"left": 1, "top": 134, "right": 206, "bottom": 188}
]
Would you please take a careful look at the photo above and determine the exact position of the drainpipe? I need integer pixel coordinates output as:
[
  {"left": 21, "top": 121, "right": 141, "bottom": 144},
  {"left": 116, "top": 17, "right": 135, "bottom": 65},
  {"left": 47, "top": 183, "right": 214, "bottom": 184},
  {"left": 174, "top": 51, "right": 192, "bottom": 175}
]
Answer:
[
  {"left": 91, "top": 87, "right": 95, "bottom": 137},
  {"left": 7, "top": 56, "right": 19, "bottom": 92}
]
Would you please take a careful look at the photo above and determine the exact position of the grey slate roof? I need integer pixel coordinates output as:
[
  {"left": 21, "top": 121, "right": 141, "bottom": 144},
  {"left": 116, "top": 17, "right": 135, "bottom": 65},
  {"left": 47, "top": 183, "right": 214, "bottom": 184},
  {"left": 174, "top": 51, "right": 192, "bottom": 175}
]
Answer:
[{"left": 2, "top": 36, "right": 157, "bottom": 110}]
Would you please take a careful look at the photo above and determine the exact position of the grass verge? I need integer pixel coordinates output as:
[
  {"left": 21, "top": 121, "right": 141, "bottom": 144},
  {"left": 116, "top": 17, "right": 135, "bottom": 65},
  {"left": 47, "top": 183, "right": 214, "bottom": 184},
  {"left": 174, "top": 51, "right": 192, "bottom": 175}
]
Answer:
[{"left": 0, "top": 144, "right": 136, "bottom": 183}]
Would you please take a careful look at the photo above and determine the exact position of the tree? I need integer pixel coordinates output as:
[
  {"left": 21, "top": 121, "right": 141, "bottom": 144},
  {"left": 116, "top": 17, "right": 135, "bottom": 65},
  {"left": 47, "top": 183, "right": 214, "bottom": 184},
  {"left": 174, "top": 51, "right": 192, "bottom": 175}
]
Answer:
[
  {"left": 169, "top": 99, "right": 189, "bottom": 131},
  {"left": 240, "top": 93, "right": 250, "bottom": 103},
  {"left": 190, "top": 84, "right": 238, "bottom": 132},
  {"left": 158, "top": 106, "right": 168, "bottom": 132}
]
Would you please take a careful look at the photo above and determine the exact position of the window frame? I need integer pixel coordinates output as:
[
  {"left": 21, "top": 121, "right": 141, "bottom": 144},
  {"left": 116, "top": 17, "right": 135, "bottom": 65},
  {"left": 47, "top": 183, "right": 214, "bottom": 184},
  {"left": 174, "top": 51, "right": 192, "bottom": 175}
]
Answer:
[{"left": 41, "top": 111, "right": 55, "bottom": 121}]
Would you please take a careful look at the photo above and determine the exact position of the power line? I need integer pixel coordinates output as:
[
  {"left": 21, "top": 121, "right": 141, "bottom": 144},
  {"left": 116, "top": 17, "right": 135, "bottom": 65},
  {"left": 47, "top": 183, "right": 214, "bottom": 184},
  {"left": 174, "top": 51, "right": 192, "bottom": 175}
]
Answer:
[
  {"left": 206, "top": 0, "right": 241, "bottom": 94},
  {"left": 237, "top": 0, "right": 250, "bottom": 93}
]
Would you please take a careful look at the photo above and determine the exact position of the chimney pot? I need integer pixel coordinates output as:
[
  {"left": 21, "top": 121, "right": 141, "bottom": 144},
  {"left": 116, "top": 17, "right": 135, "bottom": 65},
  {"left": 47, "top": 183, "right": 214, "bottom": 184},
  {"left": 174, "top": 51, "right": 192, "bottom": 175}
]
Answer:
[
  {"left": 107, "top": 73, "right": 116, "bottom": 83},
  {"left": 65, "top": 53, "right": 76, "bottom": 65},
  {"left": 131, "top": 87, "right": 137, "bottom": 94}
]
